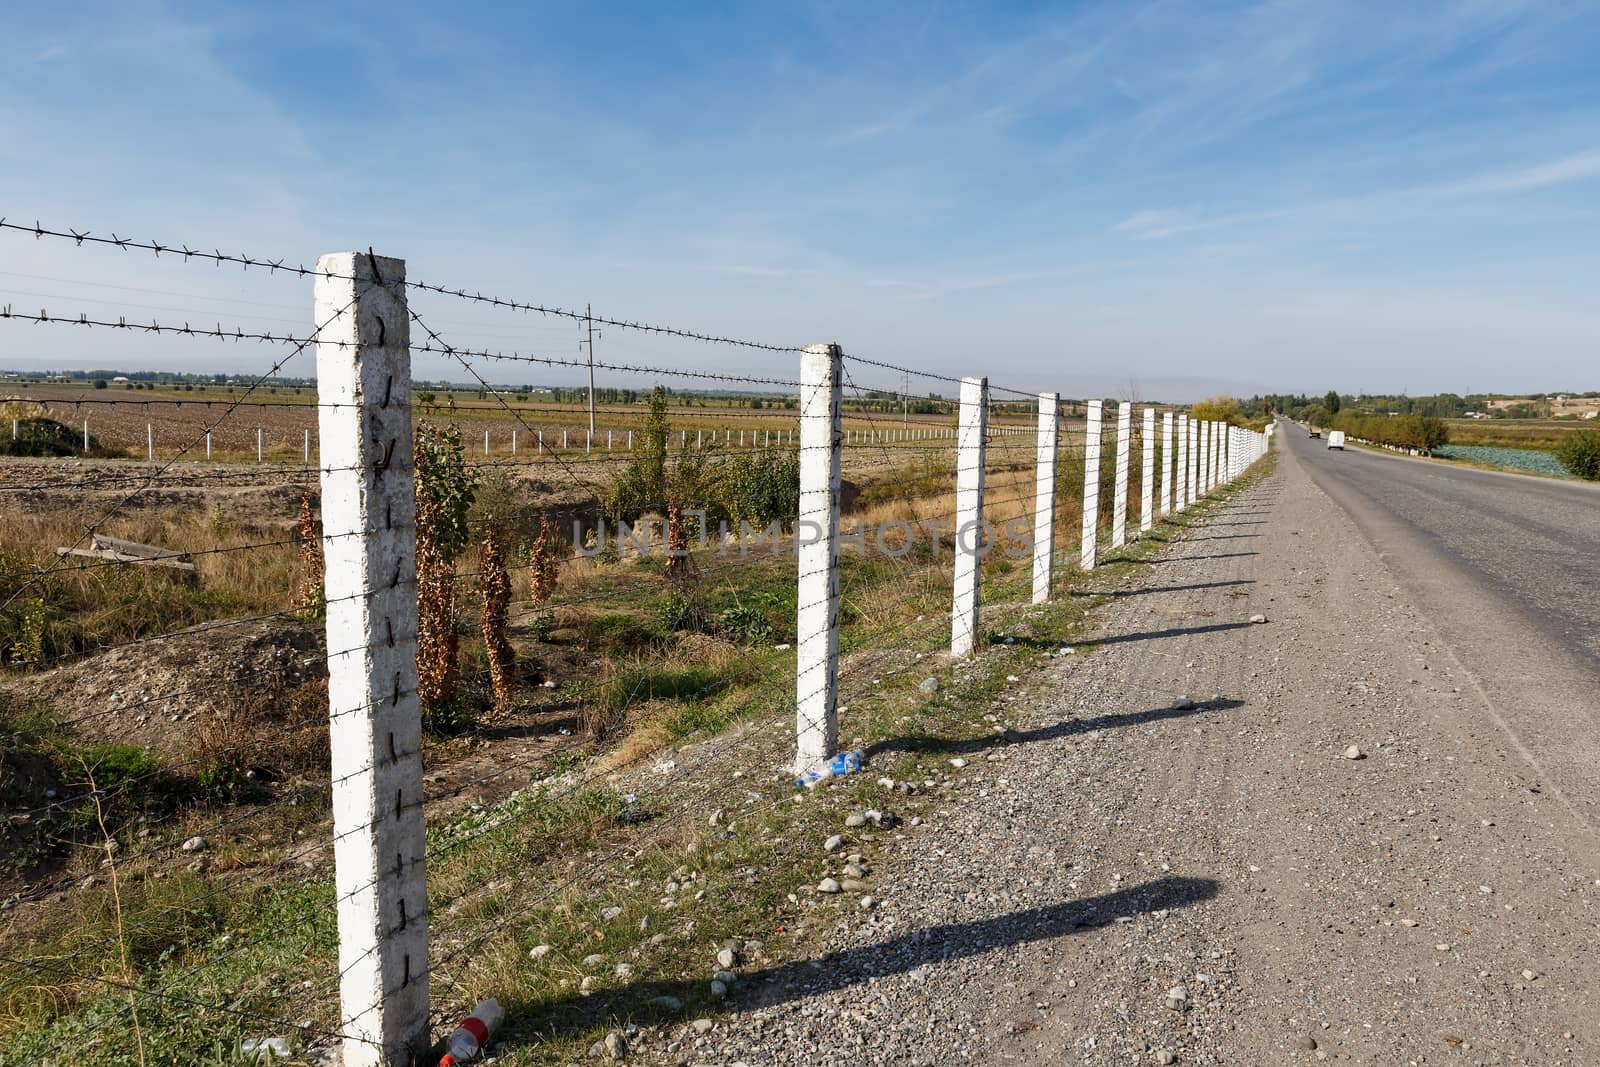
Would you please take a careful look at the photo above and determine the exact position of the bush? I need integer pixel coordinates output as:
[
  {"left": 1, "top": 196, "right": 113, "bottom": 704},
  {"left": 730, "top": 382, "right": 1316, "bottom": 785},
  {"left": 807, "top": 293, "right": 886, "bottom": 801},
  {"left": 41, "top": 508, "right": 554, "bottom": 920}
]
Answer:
[
  {"left": 1556, "top": 429, "right": 1600, "bottom": 480},
  {"left": 1331, "top": 411, "right": 1448, "bottom": 453}
]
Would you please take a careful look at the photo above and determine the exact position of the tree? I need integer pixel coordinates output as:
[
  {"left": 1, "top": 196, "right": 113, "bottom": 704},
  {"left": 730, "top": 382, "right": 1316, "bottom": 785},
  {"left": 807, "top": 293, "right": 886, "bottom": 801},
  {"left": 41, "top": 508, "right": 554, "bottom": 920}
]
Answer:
[{"left": 1324, "top": 391, "right": 1342, "bottom": 415}]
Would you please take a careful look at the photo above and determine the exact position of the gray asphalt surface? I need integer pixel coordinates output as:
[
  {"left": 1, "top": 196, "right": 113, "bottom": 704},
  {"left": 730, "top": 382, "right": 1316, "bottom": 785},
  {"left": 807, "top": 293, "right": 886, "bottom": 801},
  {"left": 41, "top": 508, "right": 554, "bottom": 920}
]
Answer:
[
  {"left": 1281, "top": 421, "right": 1600, "bottom": 667},
  {"left": 1279, "top": 421, "right": 1600, "bottom": 830}
]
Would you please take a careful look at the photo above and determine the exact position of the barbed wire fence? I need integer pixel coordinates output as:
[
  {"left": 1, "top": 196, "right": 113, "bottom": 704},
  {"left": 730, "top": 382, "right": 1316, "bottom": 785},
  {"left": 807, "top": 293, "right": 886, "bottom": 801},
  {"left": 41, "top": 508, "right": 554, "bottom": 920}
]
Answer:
[{"left": 0, "top": 218, "right": 1268, "bottom": 1065}]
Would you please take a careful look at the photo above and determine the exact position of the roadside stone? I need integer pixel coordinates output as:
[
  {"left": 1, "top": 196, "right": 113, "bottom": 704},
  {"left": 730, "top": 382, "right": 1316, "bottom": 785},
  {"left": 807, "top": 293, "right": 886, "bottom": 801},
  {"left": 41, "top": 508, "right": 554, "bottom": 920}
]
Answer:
[
  {"left": 844, "top": 813, "right": 868, "bottom": 828},
  {"left": 714, "top": 969, "right": 737, "bottom": 984},
  {"left": 824, "top": 834, "right": 845, "bottom": 852},
  {"left": 653, "top": 995, "right": 682, "bottom": 1012},
  {"left": 602, "top": 906, "right": 623, "bottom": 921},
  {"left": 692, "top": 1019, "right": 714, "bottom": 1034},
  {"left": 529, "top": 944, "right": 553, "bottom": 960},
  {"left": 1172, "top": 696, "right": 1195, "bottom": 710},
  {"left": 1164, "top": 986, "right": 1188, "bottom": 1011},
  {"left": 180, "top": 835, "right": 207, "bottom": 852},
  {"left": 1343, "top": 745, "right": 1365, "bottom": 760},
  {"left": 709, "top": 979, "right": 728, "bottom": 998},
  {"left": 818, "top": 877, "right": 842, "bottom": 894},
  {"left": 603, "top": 1030, "right": 628, "bottom": 1060},
  {"left": 918, "top": 677, "right": 940, "bottom": 695},
  {"left": 1298, "top": 1035, "right": 1318, "bottom": 1050},
  {"left": 716, "top": 947, "right": 738, "bottom": 969},
  {"left": 583, "top": 953, "right": 607, "bottom": 968},
  {"left": 860, "top": 895, "right": 877, "bottom": 909},
  {"left": 1249, "top": 613, "right": 1268, "bottom": 623}
]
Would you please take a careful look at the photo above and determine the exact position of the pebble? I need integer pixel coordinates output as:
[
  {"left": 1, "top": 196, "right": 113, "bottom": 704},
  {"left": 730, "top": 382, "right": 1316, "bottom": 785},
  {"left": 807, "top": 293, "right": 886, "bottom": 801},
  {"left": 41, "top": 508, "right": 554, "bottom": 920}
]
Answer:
[
  {"left": 844, "top": 814, "right": 868, "bottom": 828},
  {"left": 1156, "top": 1052, "right": 1177, "bottom": 1065},
  {"left": 1342, "top": 745, "right": 1365, "bottom": 760},
  {"left": 860, "top": 895, "right": 877, "bottom": 909},
  {"left": 692, "top": 1019, "right": 714, "bottom": 1034},
  {"left": 1172, "top": 696, "right": 1195, "bottom": 710},
  {"left": 1249, "top": 613, "right": 1268, "bottom": 623},
  {"left": 583, "top": 953, "right": 607, "bottom": 968},
  {"left": 603, "top": 1031, "right": 628, "bottom": 1060},
  {"left": 1522, "top": 969, "right": 1538, "bottom": 981},
  {"left": 824, "top": 834, "right": 845, "bottom": 852},
  {"left": 949, "top": 758, "right": 968, "bottom": 769},
  {"left": 654, "top": 995, "right": 682, "bottom": 1012},
  {"left": 615, "top": 963, "right": 634, "bottom": 979},
  {"left": 1164, "top": 986, "right": 1188, "bottom": 1010},
  {"left": 1298, "top": 1035, "right": 1318, "bottom": 1050},
  {"left": 602, "top": 906, "right": 623, "bottom": 921},
  {"left": 710, "top": 979, "right": 728, "bottom": 998},
  {"left": 818, "top": 878, "right": 842, "bottom": 894},
  {"left": 529, "top": 944, "right": 553, "bottom": 960},
  {"left": 180, "top": 835, "right": 207, "bottom": 852},
  {"left": 716, "top": 947, "right": 738, "bottom": 969},
  {"left": 918, "top": 677, "right": 940, "bottom": 695}
]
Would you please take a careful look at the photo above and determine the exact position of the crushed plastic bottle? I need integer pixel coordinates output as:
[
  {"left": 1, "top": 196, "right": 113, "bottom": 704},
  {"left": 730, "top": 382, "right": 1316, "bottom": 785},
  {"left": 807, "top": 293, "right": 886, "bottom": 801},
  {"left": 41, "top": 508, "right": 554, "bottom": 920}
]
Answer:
[
  {"left": 796, "top": 749, "right": 865, "bottom": 789},
  {"left": 438, "top": 999, "right": 505, "bottom": 1066},
  {"left": 240, "top": 1036, "right": 291, "bottom": 1062}
]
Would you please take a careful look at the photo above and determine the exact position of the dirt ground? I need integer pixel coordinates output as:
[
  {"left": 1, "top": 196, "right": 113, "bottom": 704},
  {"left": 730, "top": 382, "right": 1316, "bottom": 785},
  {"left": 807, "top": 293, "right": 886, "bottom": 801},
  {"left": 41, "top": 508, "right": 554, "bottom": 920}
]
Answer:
[{"left": 680, "top": 440, "right": 1600, "bottom": 1065}]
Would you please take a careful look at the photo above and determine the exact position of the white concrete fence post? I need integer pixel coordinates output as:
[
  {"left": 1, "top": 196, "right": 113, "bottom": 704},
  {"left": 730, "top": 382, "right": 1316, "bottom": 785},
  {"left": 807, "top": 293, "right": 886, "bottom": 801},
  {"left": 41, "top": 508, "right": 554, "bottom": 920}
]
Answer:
[
  {"left": 1187, "top": 416, "right": 1199, "bottom": 505},
  {"left": 147, "top": 423, "right": 153, "bottom": 463},
  {"left": 1174, "top": 414, "right": 1187, "bottom": 511},
  {"left": 1080, "top": 400, "right": 1102, "bottom": 569},
  {"left": 313, "top": 251, "right": 430, "bottom": 1067},
  {"left": 795, "top": 343, "right": 842, "bottom": 775},
  {"left": 304, "top": 428, "right": 311, "bottom": 464},
  {"left": 1031, "top": 392, "right": 1059, "bottom": 604},
  {"left": 257, "top": 427, "right": 264, "bottom": 464},
  {"left": 83, "top": 419, "right": 89, "bottom": 452},
  {"left": 1111, "top": 401, "right": 1131, "bottom": 549},
  {"left": 1140, "top": 407, "right": 1155, "bottom": 534},
  {"left": 950, "top": 376, "right": 989, "bottom": 657},
  {"left": 1160, "top": 411, "right": 1174, "bottom": 516}
]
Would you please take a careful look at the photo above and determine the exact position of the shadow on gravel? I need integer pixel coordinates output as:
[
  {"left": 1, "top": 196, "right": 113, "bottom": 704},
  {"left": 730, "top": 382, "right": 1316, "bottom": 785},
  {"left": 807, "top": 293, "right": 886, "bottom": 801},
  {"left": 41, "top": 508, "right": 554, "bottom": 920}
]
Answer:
[
  {"left": 1143, "top": 551, "right": 1258, "bottom": 563},
  {"left": 1068, "top": 578, "right": 1253, "bottom": 598},
  {"left": 1093, "top": 620, "right": 1254, "bottom": 646},
  {"left": 492, "top": 876, "right": 1222, "bottom": 1050},
  {"left": 865, "top": 697, "right": 1244, "bottom": 761}
]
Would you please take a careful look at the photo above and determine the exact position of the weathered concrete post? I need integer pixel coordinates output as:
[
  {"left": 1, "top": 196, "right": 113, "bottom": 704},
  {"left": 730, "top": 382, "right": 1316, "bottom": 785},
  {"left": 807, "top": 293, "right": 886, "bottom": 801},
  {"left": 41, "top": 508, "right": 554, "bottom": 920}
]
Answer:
[
  {"left": 1160, "top": 411, "right": 1174, "bottom": 516},
  {"left": 1175, "top": 414, "right": 1188, "bottom": 511},
  {"left": 1140, "top": 407, "right": 1155, "bottom": 534},
  {"left": 1111, "top": 401, "right": 1131, "bottom": 549},
  {"left": 1031, "top": 392, "right": 1059, "bottom": 604},
  {"left": 951, "top": 376, "right": 988, "bottom": 657},
  {"left": 1080, "top": 400, "right": 1102, "bottom": 569},
  {"left": 795, "top": 343, "right": 842, "bottom": 775},
  {"left": 1187, "top": 417, "right": 1199, "bottom": 503},
  {"left": 314, "top": 251, "right": 429, "bottom": 1067}
]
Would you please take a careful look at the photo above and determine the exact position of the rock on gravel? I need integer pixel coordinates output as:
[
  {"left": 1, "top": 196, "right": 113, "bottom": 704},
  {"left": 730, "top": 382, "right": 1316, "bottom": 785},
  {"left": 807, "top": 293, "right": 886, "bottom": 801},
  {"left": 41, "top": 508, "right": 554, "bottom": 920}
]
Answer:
[
  {"left": 1342, "top": 745, "right": 1365, "bottom": 760},
  {"left": 919, "top": 676, "right": 940, "bottom": 694},
  {"left": 817, "top": 877, "right": 842, "bottom": 894}
]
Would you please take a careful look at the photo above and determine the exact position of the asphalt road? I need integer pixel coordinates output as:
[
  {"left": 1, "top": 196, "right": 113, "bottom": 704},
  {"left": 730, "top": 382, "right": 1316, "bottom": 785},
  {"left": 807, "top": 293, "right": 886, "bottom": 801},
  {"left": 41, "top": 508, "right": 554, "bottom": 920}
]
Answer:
[
  {"left": 1279, "top": 421, "right": 1600, "bottom": 667},
  {"left": 1278, "top": 420, "right": 1600, "bottom": 826}
]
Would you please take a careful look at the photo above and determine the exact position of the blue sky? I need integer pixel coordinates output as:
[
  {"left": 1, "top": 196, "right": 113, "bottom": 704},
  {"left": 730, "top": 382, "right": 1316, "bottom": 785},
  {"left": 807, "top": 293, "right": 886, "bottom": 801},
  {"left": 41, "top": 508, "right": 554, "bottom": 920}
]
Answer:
[{"left": 2, "top": 0, "right": 1597, "bottom": 398}]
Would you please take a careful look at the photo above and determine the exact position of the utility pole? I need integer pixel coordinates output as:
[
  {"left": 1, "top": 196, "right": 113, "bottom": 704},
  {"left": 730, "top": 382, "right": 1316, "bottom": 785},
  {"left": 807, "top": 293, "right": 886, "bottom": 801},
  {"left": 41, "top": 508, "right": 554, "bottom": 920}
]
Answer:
[{"left": 583, "top": 303, "right": 599, "bottom": 435}]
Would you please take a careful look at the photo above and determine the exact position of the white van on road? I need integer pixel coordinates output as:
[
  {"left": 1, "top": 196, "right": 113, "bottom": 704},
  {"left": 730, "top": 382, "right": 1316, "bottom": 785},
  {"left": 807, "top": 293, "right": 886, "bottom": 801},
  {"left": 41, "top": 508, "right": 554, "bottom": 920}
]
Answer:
[{"left": 1327, "top": 430, "right": 1346, "bottom": 450}]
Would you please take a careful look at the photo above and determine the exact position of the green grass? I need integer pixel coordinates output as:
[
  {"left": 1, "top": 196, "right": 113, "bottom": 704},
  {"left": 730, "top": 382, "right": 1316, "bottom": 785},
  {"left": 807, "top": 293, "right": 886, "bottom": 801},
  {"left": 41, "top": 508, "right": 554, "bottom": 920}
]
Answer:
[{"left": 0, "top": 448, "right": 1276, "bottom": 1065}]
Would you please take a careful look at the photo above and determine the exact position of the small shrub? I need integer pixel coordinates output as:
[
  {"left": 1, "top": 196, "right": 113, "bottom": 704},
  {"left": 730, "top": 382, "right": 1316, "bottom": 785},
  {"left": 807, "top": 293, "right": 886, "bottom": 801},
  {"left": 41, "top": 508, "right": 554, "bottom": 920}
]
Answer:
[{"left": 1556, "top": 429, "right": 1600, "bottom": 480}]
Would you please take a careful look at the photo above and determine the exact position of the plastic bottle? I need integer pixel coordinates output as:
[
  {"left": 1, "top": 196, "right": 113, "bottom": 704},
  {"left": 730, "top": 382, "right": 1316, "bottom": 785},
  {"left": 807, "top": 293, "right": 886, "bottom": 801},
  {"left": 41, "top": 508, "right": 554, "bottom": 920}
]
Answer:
[{"left": 438, "top": 999, "right": 505, "bottom": 1066}]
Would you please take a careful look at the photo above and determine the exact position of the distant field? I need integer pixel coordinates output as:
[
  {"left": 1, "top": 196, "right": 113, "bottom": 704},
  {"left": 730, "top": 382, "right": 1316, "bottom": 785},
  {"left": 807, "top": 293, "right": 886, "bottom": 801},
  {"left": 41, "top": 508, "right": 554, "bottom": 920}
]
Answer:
[
  {"left": 1442, "top": 419, "right": 1591, "bottom": 451},
  {"left": 3, "top": 382, "right": 1053, "bottom": 464}
]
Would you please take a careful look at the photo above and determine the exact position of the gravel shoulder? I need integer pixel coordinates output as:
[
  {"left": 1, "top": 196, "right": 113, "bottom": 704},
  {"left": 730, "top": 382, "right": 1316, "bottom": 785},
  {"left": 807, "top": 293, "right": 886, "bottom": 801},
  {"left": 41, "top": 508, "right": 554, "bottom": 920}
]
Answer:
[{"left": 663, "top": 442, "right": 1600, "bottom": 1066}]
